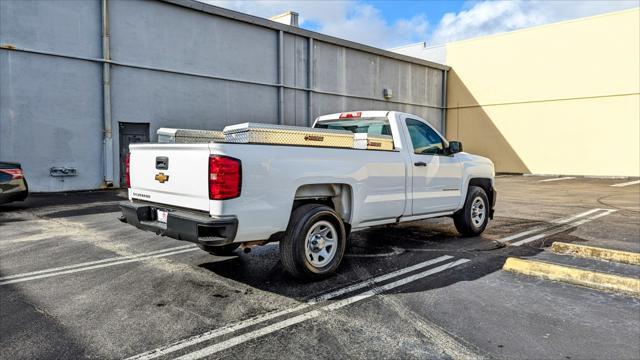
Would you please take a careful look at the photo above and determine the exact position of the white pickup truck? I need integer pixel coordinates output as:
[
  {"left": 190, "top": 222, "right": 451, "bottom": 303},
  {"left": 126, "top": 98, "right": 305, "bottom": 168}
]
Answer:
[{"left": 119, "top": 111, "right": 496, "bottom": 280}]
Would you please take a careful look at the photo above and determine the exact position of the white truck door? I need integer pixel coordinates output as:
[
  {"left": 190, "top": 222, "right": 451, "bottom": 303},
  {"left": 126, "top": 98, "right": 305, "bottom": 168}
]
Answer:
[{"left": 402, "top": 116, "right": 463, "bottom": 215}]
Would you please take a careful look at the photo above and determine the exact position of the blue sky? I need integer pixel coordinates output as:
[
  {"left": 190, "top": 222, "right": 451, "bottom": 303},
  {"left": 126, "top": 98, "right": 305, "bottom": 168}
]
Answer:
[
  {"left": 302, "top": 0, "right": 467, "bottom": 32},
  {"left": 205, "top": 0, "right": 639, "bottom": 48},
  {"left": 352, "top": 1, "right": 467, "bottom": 27}
]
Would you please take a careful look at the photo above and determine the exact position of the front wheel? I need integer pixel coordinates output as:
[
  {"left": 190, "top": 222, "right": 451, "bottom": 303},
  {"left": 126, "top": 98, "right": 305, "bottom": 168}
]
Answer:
[
  {"left": 280, "top": 204, "right": 347, "bottom": 280},
  {"left": 453, "top": 186, "right": 489, "bottom": 237}
]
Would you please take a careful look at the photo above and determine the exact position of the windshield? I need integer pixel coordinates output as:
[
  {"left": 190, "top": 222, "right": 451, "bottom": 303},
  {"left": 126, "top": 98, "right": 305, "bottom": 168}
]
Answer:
[{"left": 314, "top": 118, "right": 392, "bottom": 137}]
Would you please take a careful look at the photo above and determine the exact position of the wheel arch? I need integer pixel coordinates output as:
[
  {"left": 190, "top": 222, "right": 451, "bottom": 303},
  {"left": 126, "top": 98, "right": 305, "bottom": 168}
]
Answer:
[
  {"left": 466, "top": 177, "right": 495, "bottom": 219},
  {"left": 292, "top": 183, "right": 353, "bottom": 226}
]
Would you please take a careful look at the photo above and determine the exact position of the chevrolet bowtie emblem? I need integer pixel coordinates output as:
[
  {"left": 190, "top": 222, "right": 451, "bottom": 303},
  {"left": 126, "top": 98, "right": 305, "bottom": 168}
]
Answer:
[{"left": 155, "top": 172, "right": 169, "bottom": 183}]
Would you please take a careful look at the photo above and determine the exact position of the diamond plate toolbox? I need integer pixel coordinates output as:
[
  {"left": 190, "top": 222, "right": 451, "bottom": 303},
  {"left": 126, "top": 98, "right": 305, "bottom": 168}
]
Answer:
[
  {"left": 174, "top": 129, "right": 224, "bottom": 143},
  {"left": 157, "top": 128, "right": 224, "bottom": 143},
  {"left": 352, "top": 133, "right": 395, "bottom": 151},
  {"left": 223, "top": 123, "right": 355, "bottom": 148}
]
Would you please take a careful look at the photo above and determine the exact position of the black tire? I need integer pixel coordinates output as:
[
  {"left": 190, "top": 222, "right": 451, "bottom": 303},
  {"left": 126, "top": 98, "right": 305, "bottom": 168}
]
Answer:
[
  {"left": 453, "top": 186, "right": 490, "bottom": 237},
  {"left": 199, "top": 242, "right": 240, "bottom": 256},
  {"left": 280, "top": 204, "right": 346, "bottom": 280}
]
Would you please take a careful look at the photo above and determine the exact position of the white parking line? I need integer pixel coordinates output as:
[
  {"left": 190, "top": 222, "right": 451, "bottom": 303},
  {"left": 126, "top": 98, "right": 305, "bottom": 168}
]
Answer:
[
  {"left": 0, "top": 244, "right": 197, "bottom": 281},
  {"left": 126, "top": 255, "right": 456, "bottom": 360},
  {"left": 611, "top": 180, "right": 640, "bottom": 187},
  {"left": 0, "top": 245, "right": 199, "bottom": 286},
  {"left": 510, "top": 209, "right": 616, "bottom": 246},
  {"left": 175, "top": 259, "right": 470, "bottom": 360},
  {"left": 496, "top": 208, "right": 603, "bottom": 243},
  {"left": 539, "top": 177, "right": 576, "bottom": 182}
]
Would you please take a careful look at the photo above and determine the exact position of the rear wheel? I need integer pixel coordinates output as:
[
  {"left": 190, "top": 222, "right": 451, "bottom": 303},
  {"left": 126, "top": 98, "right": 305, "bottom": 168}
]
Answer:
[
  {"left": 280, "top": 204, "right": 346, "bottom": 280},
  {"left": 453, "top": 186, "right": 489, "bottom": 237},
  {"left": 199, "top": 242, "right": 240, "bottom": 256}
]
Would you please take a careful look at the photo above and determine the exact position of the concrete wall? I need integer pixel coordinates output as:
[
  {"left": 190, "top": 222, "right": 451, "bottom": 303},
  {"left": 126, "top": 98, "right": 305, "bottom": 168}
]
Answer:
[
  {"left": 0, "top": 0, "right": 104, "bottom": 191},
  {"left": 0, "top": 0, "right": 447, "bottom": 191},
  {"left": 395, "top": 8, "right": 640, "bottom": 177}
]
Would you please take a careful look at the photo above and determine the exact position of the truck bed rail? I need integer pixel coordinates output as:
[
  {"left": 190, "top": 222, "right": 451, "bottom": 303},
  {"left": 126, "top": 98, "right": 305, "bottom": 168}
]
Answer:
[{"left": 157, "top": 123, "right": 395, "bottom": 151}]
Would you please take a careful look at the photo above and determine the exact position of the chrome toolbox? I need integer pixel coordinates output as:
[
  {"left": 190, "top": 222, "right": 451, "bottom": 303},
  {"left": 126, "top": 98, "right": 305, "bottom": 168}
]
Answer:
[
  {"left": 157, "top": 128, "right": 224, "bottom": 143},
  {"left": 352, "top": 133, "right": 395, "bottom": 151},
  {"left": 223, "top": 123, "right": 354, "bottom": 148},
  {"left": 175, "top": 129, "right": 224, "bottom": 143}
]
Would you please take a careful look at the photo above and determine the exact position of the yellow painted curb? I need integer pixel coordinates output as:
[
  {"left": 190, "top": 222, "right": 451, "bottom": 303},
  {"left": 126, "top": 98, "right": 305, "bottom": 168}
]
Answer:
[
  {"left": 551, "top": 242, "right": 640, "bottom": 266},
  {"left": 503, "top": 257, "right": 640, "bottom": 297}
]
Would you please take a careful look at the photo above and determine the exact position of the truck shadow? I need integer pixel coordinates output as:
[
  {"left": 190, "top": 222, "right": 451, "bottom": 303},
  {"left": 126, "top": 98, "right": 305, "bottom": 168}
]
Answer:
[
  {"left": 197, "top": 217, "right": 548, "bottom": 301},
  {"left": 43, "top": 204, "right": 121, "bottom": 219}
]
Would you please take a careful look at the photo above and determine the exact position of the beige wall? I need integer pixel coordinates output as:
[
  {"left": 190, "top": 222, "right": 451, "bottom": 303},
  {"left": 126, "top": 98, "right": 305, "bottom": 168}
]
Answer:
[{"left": 443, "top": 8, "right": 640, "bottom": 176}]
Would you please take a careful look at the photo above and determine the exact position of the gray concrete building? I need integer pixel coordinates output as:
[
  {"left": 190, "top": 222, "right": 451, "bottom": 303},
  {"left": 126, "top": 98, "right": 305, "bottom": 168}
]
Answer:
[{"left": 0, "top": 0, "right": 448, "bottom": 192}]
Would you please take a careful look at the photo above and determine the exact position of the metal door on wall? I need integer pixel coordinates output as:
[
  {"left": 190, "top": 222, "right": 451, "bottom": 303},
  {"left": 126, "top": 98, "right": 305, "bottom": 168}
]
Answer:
[{"left": 119, "top": 122, "right": 149, "bottom": 186}]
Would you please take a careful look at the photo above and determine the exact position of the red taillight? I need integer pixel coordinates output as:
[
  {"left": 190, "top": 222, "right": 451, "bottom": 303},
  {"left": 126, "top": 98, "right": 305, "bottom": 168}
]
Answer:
[
  {"left": 209, "top": 156, "right": 241, "bottom": 200},
  {"left": 0, "top": 168, "right": 23, "bottom": 179},
  {"left": 339, "top": 111, "right": 361, "bottom": 119},
  {"left": 125, "top": 153, "right": 131, "bottom": 188}
]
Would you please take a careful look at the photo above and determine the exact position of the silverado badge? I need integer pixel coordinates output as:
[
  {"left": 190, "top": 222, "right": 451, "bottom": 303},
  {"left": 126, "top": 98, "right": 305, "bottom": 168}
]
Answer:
[{"left": 154, "top": 172, "right": 169, "bottom": 183}]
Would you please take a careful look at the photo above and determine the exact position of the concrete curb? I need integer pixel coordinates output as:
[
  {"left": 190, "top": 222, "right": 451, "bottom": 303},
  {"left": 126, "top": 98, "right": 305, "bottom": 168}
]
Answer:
[
  {"left": 551, "top": 242, "right": 640, "bottom": 265},
  {"left": 503, "top": 257, "right": 640, "bottom": 297}
]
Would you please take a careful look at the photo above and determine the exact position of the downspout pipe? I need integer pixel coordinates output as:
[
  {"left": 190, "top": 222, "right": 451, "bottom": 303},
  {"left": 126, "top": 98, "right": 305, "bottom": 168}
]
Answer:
[
  {"left": 441, "top": 69, "right": 448, "bottom": 138},
  {"left": 102, "top": 0, "right": 114, "bottom": 187},
  {"left": 307, "top": 37, "right": 314, "bottom": 126},
  {"left": 277, "top": 30, "right": 284, "bottom": 125}
]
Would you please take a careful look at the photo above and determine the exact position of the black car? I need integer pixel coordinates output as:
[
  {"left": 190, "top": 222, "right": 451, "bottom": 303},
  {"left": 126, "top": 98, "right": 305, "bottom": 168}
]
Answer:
[{"left": 0, "top": 162, "right": 28, "bottom": 204}]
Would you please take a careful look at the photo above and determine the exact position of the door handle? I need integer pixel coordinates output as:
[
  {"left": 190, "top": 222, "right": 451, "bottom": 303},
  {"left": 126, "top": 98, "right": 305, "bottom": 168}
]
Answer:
[{"left": 414, "top": 161, "right": 427, "bottom": 167}]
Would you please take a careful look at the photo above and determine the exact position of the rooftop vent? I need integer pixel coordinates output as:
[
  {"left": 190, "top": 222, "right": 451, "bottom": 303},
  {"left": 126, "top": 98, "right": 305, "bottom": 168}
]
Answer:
[{"left": 269, "top": 11, "right": 299, "bottom": 27}]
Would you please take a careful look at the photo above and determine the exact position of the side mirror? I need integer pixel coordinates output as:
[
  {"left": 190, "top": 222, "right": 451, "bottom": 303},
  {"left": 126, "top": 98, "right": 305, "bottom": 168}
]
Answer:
[{"left": 448, "top": 141, "right": 463, "bottom": 154}]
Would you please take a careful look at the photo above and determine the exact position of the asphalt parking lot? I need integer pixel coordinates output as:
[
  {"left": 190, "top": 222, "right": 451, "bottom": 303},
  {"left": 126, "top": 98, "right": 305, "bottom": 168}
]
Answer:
[{"left": 1, "top": 176, "right": 639, "bottom": 360}]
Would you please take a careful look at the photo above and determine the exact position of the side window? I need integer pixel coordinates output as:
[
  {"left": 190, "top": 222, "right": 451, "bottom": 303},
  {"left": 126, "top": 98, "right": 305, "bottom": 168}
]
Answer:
[{"left": 405, "top": 119, "right": 444, "bottom": 155}]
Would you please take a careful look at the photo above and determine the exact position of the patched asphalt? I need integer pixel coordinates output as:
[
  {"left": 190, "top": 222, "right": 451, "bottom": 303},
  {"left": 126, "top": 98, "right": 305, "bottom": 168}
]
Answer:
[{"left": 1, "top": 176, "right": 639, "bottom": 359}]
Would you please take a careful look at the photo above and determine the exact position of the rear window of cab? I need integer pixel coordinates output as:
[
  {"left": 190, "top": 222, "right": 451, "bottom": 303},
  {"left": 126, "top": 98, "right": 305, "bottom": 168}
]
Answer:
[{"left": 314, "top": 118, "right": 391, "bottom": 137}]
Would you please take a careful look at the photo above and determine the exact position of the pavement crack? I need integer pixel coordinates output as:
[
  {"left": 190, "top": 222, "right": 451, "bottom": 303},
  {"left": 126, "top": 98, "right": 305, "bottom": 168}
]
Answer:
[{"left": 20, "top": 299, "right": 58, "bottom": 320}]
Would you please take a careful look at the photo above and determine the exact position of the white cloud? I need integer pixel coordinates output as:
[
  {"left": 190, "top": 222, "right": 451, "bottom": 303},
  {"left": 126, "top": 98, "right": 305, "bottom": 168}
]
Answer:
[
  {"left": 200, "top": 0, "right": 639, "bottom": 48},
  {"left": 429, "top": 0, "right": 639, "bottom": 45},
  {"left": 200, "top": 0, "right": 429, "bottom": 48}
]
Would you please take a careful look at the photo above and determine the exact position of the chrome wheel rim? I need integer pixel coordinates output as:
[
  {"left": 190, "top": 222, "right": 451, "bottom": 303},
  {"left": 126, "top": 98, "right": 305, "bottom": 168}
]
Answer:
[
  {"left": 305, "top": 220, "right": 337, "bottom": 268},
  {"left": 470, "top": 197, "right": 486, "bottom": 227}
]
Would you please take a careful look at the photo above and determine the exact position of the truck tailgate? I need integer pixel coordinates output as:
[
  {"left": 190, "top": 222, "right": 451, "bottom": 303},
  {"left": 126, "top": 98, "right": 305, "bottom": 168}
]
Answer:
[{"left": 128, "top": 143, "right": 211, "bottom": 212}]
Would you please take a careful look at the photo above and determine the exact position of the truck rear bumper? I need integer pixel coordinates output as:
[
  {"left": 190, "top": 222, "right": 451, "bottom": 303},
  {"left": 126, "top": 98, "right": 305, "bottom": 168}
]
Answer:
[{"left": 119, "top": 201, "right": 237, "bottom": 246}]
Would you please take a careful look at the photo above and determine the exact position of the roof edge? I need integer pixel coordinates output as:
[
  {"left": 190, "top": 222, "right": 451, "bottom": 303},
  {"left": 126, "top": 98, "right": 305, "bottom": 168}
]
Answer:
[{"left": 159, "top": 0, "right": 450, "bottom": 71}]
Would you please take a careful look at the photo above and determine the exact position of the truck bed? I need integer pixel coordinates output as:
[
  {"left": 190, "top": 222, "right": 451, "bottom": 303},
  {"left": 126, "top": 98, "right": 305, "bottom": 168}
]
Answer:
[{"left": 129, "top": 141, "right": 407, "bottom": 241}]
